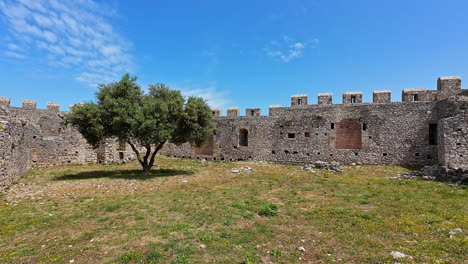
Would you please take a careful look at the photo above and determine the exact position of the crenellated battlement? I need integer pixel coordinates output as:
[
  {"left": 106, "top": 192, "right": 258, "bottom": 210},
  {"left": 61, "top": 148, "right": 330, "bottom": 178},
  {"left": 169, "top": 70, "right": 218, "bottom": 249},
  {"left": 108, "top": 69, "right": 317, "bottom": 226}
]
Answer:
[
  {"left": 211, "top": 76, "right": 464, "bottom": 117},
  {"left": 0, "top": 98, "right": 63, "bottom": 112}
]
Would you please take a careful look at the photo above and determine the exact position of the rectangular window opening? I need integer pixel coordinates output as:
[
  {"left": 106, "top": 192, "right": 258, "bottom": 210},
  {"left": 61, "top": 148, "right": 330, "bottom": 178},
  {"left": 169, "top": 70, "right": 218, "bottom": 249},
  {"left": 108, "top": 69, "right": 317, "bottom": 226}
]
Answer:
[
  {"left": 363, "top": 123, "right": 367, "bottom": 131},
  {"left": 288, "top": 133, "right": 295, "bottom": 138},
  {"left": 331, "top": 123, "right": 335, "bottom": 130},
  {"left": 298, "top": 98, "right": 303, "bottom": 105},
  {"left": 429, "top": 123, "right": 438, "bottom": 145},
  {"left": 412, "top": 94, "right": 419, "bottom": 102},
  {"left": 304, "top": 132, "right": 310, "bottom": 137},
  {"left": 251, "top": 110, "right": 255, "bottom": 116},
  {"left": 351, "top": 96, "right": 356, "bottom": 103}
]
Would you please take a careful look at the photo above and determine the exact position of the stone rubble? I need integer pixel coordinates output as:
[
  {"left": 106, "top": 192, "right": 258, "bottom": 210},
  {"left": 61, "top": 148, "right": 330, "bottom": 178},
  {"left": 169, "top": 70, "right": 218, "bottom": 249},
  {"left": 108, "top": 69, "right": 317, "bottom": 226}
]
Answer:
[
  {"left": 389, "top": 165, "right": 468, "bottom": 184},
  {"left": 304, "top": 161, "right": 342, "bottom": 173}
]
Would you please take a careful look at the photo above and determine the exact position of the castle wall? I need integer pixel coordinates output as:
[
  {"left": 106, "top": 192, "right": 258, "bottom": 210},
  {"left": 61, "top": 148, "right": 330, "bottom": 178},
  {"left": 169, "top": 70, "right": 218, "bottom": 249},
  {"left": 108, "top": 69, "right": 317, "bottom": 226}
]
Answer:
[
  {"left": 0, "top": 102, "right": 135, "bottom": 192},
  {"left": 161, "top": 76, "right": 467, "bottom": 170}
]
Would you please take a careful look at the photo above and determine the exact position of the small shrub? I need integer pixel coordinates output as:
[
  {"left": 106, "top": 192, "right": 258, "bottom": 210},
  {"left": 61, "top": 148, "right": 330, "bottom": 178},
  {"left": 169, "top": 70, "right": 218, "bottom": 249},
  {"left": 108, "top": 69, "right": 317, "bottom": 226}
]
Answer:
[
  {"left": 223, "top": 219, "right": 234, "bottom": 226},
  {"left": 118, "top": 250, "right": 143, "bottom": 263},
  {"left": 104, "top": 204, "right": 121, "bottom": 212},
  {"left": 258, "top": 202, "right": 279, "bottom": 217},
  {"left": 171, "top": 255, "right": 189, "bottom": 264},
  {"left": 146, "top": 250, "right": 162, "bottom": 263},
  {"left": 231, "top": 201, "right": 246, "bottom": 209},
  {"left": 270, "top": 249, "right": 283, "bottom": 256}
]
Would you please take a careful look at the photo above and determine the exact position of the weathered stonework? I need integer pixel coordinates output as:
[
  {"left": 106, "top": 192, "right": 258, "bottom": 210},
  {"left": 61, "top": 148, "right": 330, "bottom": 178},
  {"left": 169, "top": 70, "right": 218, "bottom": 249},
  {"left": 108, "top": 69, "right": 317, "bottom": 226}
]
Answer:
[
  {"left": 0, "top": 105, "right": 136, "bottom": 191},
  {"left": 160, "top": 76, "right": 468, "bottom": 172},
  {"left": 1, "top": 76, "right": 467, "bottom": 191}
]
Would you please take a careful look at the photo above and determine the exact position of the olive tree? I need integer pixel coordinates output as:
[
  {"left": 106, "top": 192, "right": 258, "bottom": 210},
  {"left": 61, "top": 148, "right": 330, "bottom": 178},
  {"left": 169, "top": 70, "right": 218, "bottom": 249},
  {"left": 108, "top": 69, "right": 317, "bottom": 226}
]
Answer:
[{"left": 66, "top": 74, "right": 214, "bottom": 173}]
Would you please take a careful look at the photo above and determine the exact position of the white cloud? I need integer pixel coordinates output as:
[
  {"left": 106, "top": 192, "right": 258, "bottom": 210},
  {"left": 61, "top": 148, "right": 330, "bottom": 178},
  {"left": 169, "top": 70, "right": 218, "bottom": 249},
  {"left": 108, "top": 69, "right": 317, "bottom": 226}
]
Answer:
[
  {"left": 5, "top": 50, "right": 25, "bottom": 58},
  {"left": 0, "top": 0, "right": 134, "bottom": 87},
  {"left": 172, "top": 83, "right": 232, "bottom": 109},
  {"left": 264, "top": 36, "right": 319, "bottom": 63}
]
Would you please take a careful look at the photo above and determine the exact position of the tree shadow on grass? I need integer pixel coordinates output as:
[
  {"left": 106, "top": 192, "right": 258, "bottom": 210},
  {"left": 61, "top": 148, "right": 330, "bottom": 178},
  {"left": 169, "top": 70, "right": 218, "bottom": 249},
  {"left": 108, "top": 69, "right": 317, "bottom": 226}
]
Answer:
[{"left": 53, "top": 169, "right": 194, "bottom": 181}]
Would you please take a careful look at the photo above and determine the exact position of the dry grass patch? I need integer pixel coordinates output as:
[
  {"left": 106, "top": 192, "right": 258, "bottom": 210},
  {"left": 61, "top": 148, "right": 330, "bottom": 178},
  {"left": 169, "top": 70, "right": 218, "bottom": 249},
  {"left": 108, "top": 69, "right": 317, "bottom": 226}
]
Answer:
[{"left": 0, "top": 157, "right": 467, "bottom": 263}]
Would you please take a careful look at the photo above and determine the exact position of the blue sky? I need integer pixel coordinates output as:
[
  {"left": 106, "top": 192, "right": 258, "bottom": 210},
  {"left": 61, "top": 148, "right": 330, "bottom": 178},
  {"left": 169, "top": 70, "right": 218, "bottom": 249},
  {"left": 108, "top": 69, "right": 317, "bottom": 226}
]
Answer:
[{"left": 0, "top": 0, "right": 467, "bottom": 114}]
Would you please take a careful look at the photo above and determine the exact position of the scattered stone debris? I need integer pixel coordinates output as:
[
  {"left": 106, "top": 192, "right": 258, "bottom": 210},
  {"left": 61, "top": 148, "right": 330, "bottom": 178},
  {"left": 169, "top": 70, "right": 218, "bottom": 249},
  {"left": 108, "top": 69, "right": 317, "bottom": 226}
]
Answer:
[
  {"left": 390, "top": 251, "right": 406, "bottom": 259},
  {"left": 297, "top": 246, "right": 305, "bottom": 252},
  {"left": 200, "top": 244, "right": 206, "bottom": 249},
  {"left": 304, "top": 161, "right": 342, "bottom": 173},
  {"left": 231, "top": 167, "right": 252, "bottom": 174},
  {"left": 388, "top": 165, "right": 468, "bottom": 185}
]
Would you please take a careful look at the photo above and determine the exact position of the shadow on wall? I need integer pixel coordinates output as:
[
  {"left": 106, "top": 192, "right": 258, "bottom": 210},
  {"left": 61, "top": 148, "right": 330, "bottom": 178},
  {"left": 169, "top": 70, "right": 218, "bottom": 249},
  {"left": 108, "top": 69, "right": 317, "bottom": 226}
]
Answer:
[{"left": 53, "top": 169, "right": 194, "bottom": 181}]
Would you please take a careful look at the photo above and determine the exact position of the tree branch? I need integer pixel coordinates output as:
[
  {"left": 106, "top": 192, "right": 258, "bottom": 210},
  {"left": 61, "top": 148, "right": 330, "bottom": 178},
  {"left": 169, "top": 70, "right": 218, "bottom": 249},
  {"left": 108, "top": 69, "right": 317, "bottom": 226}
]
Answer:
[
  {"left": 127, "top": 139, "right": 144, "bottom": 166},
  {"left": 149, "top": 141, "right": 166, "bottom": 169}
]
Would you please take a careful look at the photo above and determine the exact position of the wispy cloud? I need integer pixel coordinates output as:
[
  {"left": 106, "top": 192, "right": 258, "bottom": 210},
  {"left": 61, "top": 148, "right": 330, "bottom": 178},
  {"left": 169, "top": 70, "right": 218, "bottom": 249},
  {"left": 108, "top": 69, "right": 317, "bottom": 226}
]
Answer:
[
  {"left": 0, "top": 0, "right": 134, "bottom": 87},
  {"left": 171, "top": 83, "right": 232, "bottom": 109},
  {"left": 264, "top": 36, "right": 319, "bottom": 63}
]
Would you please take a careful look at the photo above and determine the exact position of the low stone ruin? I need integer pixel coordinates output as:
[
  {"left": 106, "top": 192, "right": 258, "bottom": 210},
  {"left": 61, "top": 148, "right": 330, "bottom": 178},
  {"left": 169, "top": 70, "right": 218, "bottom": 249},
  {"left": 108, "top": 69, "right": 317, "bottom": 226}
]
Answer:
[
  {"left": 389, "top": 165, "right": 467, "bottom": 185},
  {"left": 304, "top": 161, "right": 343, "bottom": 173}
]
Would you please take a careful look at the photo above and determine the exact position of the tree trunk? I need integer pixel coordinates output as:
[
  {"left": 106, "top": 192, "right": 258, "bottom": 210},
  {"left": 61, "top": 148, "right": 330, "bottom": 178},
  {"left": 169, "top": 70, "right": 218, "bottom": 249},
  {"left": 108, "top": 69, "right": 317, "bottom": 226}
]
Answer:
[{"left": 126, "top": 139, "right": 166, "bottom": 173}]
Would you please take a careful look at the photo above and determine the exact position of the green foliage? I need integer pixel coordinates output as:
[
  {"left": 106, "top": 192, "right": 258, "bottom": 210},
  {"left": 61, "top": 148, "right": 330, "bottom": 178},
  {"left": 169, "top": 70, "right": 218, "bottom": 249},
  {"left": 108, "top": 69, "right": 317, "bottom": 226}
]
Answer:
[
  {"left": 171, "top": 255, "right": 189, "bottom": 264},
  {"left": 118, "top": 250, "right": 143, "bottom": 263},
  {"left": 66, "top": 73, "right": 214, "bottom": 171},
  {"left": 270, "top": 249, "right": 283, "bottom": 257},
  {"left": 258, "top": 202, "right": 279, "bottom": 217},
  {"left": 146, "top": 250, "right": 162, "bottom": 262}
]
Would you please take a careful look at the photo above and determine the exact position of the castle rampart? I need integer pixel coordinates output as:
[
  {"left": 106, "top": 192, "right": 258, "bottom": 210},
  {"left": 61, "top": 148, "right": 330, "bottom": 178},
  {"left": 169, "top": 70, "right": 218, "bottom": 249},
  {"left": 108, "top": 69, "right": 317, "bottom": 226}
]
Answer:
[
  {"left": 0, "top": 102, "right": 136, "bottom": 191},
  {"left": 160, "top": 76, "right": 468, "bottom": 172},
  {"left": 1, "top": 76, "right": 467, "bottom": 191}
]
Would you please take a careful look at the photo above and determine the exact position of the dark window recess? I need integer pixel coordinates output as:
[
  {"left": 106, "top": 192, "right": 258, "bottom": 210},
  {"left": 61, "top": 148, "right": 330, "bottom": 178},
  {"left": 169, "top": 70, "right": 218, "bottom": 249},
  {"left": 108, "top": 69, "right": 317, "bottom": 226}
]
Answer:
[
  {"left": 272, "top": 150, "right": 276, "bottom": 154},
  {"left": 213, "top": 157, "right": 217, "bottom": 160},
  {"left": 212, "top": 111, "right": 216, "bottom": 115},
  {"left": 298, "top": 98, "right": 303, "bottom": 105},
  {"left": 412, "top": 94, "right": 418, "bottom": 102},
  {"left": 293, "top": 151, "right": 298, "bottom": 154},
  {"left": 383, "top": 153, "right": 387, "bottom": 156},
  {"left": 460, "top": 155, "right": 464, "bottom": 158},
  {"left": 325, "top": 133, "right": 328, "bottom": 136},
  {"left": 355, "top": 152, "right": 358, "bottom": 156},
  {"left": 330, "top": 154, "right": 333, "bottom": 156},
  {"left": 429, "top": 124, "right": 438, "bottom": 145},
  {"left": 369, "top": 136, "right": 372, "bottom": 139},
  {"left": 33, "top": 136, "right": 37, "bottom": 139},
  {"left": 284, "top": 150, "right": 289, "bottom": 154},
  {"left": 363, "top": 123, "right": 367, "bottom": 131},
  {"left": 315, "top": 133, "right": 319, "bottom": 136},
  {"left": 305, "top": 132, "right": 310, "bottom": 137},
  {"left": 351, "top": 96, "right": 356, "bottom": 103},
  {"left": 415, "top": 153, "right": 420, "bottom": 157},
  {"left": 213, "top": 130, "right": 217, "bottom": 135},
  {"left": 251, "top": 110, "right": 255, "bottom": 116},
  {"left": 458, "top": 128, "right": 462, "bottom": 132},
  {"left": 331, "top": 123, "right": 335, "bottom": 130},
  {"left": 306, "top": 153, "right": 310, "bottom": 156},
  {"left": 427, "top": 154, "right": 432, "bottom": 159},
  {"left": 317, "top": 152, "right": 321, "bottom": 155},
  {"left": 239, "top": 128, "right": 248, "bottom": 146},
  {"left": 288, "top": 133, "right": 295, "bottom": 138},
  {"left": 456, "top": 143, "right": 461, "bottom": 146}
]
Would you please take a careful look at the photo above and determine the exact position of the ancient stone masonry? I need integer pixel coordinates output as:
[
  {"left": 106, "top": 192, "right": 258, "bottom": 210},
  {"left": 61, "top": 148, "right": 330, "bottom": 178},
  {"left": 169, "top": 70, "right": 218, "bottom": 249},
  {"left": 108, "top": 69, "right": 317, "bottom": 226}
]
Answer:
[
  {"left": 0, "top": 99, "right": 136, "bottom": 191},
  {"left": 1, "top": 76, "right": 467, "bottom": 190},
  {"left": 160, "top": 76, "right": 468, "bottom": 172}
]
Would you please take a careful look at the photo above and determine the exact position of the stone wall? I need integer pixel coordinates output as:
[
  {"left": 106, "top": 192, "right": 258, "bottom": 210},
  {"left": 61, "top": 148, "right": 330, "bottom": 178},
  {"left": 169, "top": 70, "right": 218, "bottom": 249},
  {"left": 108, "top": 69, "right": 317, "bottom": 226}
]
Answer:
[
  {"left": 161, "top": 76, "right": 468, "bottom": 170},
  {"left": 0, "top": 101, "right": 135, "bottom": 192}
]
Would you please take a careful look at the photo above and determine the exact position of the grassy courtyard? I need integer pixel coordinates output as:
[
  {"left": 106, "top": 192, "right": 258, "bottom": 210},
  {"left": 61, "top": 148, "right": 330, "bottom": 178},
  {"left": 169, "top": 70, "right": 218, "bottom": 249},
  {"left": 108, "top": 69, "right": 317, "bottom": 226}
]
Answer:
[{"left": 0, "top": 157, "right": 466, "bottom": 263}]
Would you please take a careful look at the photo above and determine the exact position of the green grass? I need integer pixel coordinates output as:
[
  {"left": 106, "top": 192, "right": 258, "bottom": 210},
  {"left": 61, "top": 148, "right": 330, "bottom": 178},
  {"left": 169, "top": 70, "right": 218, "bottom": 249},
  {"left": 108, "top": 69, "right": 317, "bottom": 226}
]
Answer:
[{"left": 0, "top": 157, "right": 466, "bottom": 263}]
